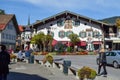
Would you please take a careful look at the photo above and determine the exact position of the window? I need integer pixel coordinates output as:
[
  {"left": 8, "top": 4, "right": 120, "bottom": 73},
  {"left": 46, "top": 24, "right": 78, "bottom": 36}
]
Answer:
[
  {"left": 9, "top": 34, "right": 11, "bottom": 40},
  {"left": 59, "top": 31, "right": 65, "bottom": 38},
  {"left": 73, "top": 20, "right": 80, "bottom": 26},
  {"left": 7, "top": 24, "right": 13, "bottom": 30},
  {"left": 47, "top": 30, "right": 50, "bottom": 34},
  {"left": 79, "top": 31, "right": 86, "bottom": 38},
  {"left": 93, "top": 31, "right": 100, "bottom": 38},
  {"left": 50, "top": 32, "right": 54, "bottom": 37},
  {"left": 6, "top": 34, "right": 8, "bottom": 39},
  {"left": 57, "top": 20, "right": 64, "bottom": 26},
  {"left": 2, "top": 33, "right": 5, "bottom": 39},
  {"left": 110, "top": 52, "right": 116, "bottom": 56},
  {"left": 66, "top": 31, "right": 73, "bottom": 37}
]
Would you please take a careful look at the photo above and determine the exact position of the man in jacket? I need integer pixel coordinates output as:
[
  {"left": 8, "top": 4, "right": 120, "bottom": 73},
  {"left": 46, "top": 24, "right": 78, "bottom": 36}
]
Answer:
[{"left": 0, "top": 45, "right": 10, "bottom": 80}]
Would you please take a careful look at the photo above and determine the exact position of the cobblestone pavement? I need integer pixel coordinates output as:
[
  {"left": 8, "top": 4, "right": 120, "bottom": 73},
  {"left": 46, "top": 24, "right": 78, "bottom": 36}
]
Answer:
[{"left": 8, "top": 62, "right": 77, "bottom": 80}]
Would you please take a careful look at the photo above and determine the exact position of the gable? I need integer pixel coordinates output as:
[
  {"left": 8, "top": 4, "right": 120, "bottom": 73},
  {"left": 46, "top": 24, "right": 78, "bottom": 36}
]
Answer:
[
  {"left": 0, "top": 14, "right": 20, "bottom": 34},
  {"left": 31, "top": 10, "right": 114, "bottom": 29}
]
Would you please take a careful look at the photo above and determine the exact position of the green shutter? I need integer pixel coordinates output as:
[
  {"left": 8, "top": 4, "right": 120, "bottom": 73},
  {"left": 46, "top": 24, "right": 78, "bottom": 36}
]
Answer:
[
  {"left": 79, "top": 32, "right": 81, "bottom": 37},
  {"left": 92, "top": 32, "right": 94, "bottom": 37}
]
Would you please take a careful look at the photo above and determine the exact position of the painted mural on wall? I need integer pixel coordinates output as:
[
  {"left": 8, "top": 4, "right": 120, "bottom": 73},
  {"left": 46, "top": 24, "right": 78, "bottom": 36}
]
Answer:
[{"left": 64, "top": 20, "right": 73, "bottom": 29}]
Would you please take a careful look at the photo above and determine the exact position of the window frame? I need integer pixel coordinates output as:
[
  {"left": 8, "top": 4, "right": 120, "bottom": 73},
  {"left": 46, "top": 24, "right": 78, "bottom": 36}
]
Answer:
[{"left": 59, "top": 31, "right": 65, "bottom": 38}]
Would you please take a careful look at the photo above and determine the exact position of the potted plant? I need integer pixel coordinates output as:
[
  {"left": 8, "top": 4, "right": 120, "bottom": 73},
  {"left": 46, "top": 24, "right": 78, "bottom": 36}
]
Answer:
[
  {"left": 78, "top": 66, "right": 97, "bottom": 80},
  {"left": 43, "top": 54, "right": 53, "bottom": 64},
  {"left": 10, "top": 53, "right": 17, "bottom": 62}
]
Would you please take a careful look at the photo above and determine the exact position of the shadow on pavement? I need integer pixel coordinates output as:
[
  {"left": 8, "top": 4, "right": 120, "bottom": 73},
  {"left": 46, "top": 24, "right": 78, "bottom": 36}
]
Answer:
[{"left": 8, "top": 72, "right": 48, "bottom": 80}]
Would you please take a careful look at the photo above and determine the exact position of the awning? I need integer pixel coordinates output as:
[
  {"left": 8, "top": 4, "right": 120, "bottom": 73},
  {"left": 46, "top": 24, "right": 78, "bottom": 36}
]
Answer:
[
  {"left": 52, "top": 39, "right": 58, "bottom": 46},
  {"left": 113, "top": 40, "right": 120, "bottom": 43},
  {"left": 92, "top": 41, "right": 102, "bottom": 44},
  {"left": 77, "top": 41, "right": 87, "bottom": 46}
]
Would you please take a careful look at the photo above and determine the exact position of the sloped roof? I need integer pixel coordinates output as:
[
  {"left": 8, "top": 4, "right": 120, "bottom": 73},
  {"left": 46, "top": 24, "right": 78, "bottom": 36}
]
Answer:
[
  {"left": 31, "top": 10, "right": 115, "bottom": 28},
  {"left": 18, "top": 25, "right": 24, "bottom": 32},
  {"left": 0, "top": 14, "right": 20, "bottom": 34}
]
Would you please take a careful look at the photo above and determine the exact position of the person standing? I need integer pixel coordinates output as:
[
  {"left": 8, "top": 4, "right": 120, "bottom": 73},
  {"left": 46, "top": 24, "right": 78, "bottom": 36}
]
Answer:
[
  {"left": 97, "top": 48, "right": 107, "bottom": 77},
  {"left": 0, "top": 45, "right": 10, "bottom": 80}
]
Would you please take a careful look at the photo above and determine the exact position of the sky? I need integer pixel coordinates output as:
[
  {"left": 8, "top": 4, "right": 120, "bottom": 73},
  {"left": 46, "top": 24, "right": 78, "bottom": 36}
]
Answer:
[{"left": 1, "top": 0, "right": 120, "bottom": 25}]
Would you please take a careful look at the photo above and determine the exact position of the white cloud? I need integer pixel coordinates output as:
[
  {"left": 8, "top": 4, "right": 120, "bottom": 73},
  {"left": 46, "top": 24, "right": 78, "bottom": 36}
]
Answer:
[{"left": 11, "top": 0, "right": 120, "bottom": 12}]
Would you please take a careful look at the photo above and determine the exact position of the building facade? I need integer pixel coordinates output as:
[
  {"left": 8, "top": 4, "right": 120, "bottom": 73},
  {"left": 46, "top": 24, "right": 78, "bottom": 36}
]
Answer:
[
  {"left": 0, "top": 14, "right": 19, "bottom": 50},
  {"left": 29, "top": 11, "right": 120, "bottom": 51}
]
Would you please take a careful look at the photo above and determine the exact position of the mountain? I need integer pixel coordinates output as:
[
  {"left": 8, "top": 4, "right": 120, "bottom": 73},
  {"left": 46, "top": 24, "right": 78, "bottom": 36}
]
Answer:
[
  {"left": 0, "top": 9, "right": 5, "bottom": 14},
  {"left": 99, "top": 16, "right": 120, "bottom": 24}
]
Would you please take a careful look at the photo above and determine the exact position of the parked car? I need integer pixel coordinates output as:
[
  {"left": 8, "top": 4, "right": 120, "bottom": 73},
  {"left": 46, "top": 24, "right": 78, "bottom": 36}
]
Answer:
[{"left": 96, "top": 50, "right": 120, "bottom": 68}]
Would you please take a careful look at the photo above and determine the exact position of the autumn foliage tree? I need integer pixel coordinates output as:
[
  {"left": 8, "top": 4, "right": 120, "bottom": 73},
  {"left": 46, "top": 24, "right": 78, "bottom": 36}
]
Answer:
[{"left": 116, "top": 18, "right": 120, "bottom": 29}]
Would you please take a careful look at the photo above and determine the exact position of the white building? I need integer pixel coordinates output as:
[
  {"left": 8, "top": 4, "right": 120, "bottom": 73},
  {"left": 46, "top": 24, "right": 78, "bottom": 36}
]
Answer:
[
  {"left": 0, "top": 14, "right": 19, "bottom": 50},
  {"left": 30, "top": 11, "right": 118, "bottom": 51}
]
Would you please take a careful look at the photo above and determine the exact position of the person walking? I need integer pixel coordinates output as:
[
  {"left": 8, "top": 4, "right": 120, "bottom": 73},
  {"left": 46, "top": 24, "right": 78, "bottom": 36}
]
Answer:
[
  {"left": 0, "top": 45, "right": 10, "bottom": 80},
  {"left": 97, "top": 48, "right": 107, "bottom": 77}
]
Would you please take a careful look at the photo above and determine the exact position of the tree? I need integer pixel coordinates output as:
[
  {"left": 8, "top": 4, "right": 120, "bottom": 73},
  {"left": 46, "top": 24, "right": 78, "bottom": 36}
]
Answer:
[
  {"left": 68, "top": 33, "right": 80, "bottom": 52},
  {"left": 31, "top": 32, "right": 45, "bottom": 51},
  {"left": 116, "top": 18, "right": 120, "bottom": 29},
  {"left": 46, "top": 34, "right": 53, "bottom": 52},
  {"left": 31, "top": 32, "right": 53, "bottom": 52},
  {"left": 0, "top": 9, "right": 5, "bottom": 14}
]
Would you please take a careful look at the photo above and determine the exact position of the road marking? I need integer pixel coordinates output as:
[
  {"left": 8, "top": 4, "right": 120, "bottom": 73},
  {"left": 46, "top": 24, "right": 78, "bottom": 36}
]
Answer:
[{"left": 15, "top": 66, "right": 26, "bottom": 70}]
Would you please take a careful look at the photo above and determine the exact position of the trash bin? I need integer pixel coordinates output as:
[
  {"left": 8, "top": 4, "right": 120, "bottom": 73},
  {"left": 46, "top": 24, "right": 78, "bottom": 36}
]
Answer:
[
  {"left": 63, "top": 60, "right": 71, "bottom": 74},
  {"left": 28, "top": 55, "right": 34, "bottom": 63}
]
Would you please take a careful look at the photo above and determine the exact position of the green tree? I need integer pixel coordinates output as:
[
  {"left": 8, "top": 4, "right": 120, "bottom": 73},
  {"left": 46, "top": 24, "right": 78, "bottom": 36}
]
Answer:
[
  {"left": 31, "top": 32, "right": 44, "bottom": 51},
  {"left": 31, "top": 32, "right": 53, "bottom": 52},
  {"left": 0, "top": 9, "right": 5, "bottom": 14},
  {"left": 46, "top": 34, "right": 53, "bottom": 52},
  {"left": 68, "top": 33, "right": 80, "bottom": 52}
]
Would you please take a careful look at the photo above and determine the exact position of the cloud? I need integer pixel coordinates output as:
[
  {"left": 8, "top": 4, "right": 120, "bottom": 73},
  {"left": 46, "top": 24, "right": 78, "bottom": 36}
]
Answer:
[{"left": 10, "top": 0, "right": 120, "bottom": 13}]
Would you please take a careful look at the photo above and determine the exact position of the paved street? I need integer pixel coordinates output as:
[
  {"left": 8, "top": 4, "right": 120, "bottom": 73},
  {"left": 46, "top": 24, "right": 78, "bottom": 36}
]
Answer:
[
  {"left": 35, "top": 55, "right": 120, "bottom": 80},
  {"left": 8, "top": 62, "right": 77, "bottom": 80},
  {"left": 7, "top": 55, "right": 120, "bottom": 80}
]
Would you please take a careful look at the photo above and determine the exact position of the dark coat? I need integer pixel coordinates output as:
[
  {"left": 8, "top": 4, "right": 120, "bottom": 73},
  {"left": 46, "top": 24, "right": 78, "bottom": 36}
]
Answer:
[
  {"left": 0, "top": 51, "right": 10, "bottom": 75},
  {"left": 99, "top": 52, "right": 107, "bottom": 64}
]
